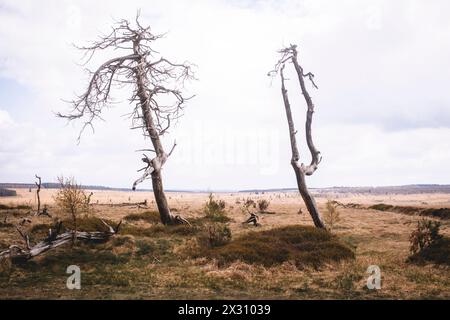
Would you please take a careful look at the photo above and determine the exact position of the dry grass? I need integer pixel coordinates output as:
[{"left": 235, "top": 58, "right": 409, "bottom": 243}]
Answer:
[
  {"left": 0, "top": 189, "right": 449, "bottom": 299},
  {"left": 192, "top": 225, "right": 354, "bottom": 268}
]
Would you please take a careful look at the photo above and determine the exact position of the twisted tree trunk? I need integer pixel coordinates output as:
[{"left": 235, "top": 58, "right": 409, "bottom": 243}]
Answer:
[{"left": 279, "top": 48, "right": 325, "bottom": 229}]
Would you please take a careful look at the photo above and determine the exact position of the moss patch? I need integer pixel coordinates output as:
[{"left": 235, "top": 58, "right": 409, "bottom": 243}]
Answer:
[{"left": 194, "top": 225, "right": 354, "bottom": 268}]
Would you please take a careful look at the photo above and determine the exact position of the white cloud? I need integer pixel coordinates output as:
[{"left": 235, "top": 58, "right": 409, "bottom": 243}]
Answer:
[{"left": 0, "top": 0, "right": 449, "bottom": 189}]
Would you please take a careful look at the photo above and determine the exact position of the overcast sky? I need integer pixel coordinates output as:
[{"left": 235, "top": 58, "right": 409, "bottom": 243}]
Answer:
[{"left": 0, "top": 0, "right": 449, "bottom": 190}]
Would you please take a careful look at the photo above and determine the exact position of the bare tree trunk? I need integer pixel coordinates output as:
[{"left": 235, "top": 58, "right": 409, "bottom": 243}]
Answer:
[
  {"left": 35, "top": 174, "right": 41, "bottom": 214},
  {"left": 280, "top": 64, "right": 325, "bottom": 229},
  {"left": 151, "top": 170, "right": 173, "bottom": 225},
  {"left": 134, "top": 53, "right": 176, "bottom": 225},
  {"left": 292, "top": 164, "right": 325, "bottom": 228}
]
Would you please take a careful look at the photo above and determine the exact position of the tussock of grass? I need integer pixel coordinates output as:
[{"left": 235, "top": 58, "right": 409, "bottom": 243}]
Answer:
[
  {"left": 193, "top": 225, "right": 354, "bottom": 268},
  {"left": 370, "top": 204, "right": 450, "bottom": 219},
  {"left": 124, "top": 211, "right": 160, "bottom": 223},
  {"left": 408, "top": 237, "right": 450, "bottom": 266}
]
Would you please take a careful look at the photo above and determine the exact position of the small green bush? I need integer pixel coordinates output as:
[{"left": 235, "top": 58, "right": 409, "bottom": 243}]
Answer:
[
  {"left": 324, "top": 200, "right": 341, "bottom": 232},
  {"left": 203, "top": 193, "right": 230, "bottom": 222}
]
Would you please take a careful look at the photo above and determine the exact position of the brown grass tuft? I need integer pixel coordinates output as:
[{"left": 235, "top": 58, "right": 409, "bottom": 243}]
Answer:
[{"left": 193, "top": 225, "right": 355, "bottom": 268}]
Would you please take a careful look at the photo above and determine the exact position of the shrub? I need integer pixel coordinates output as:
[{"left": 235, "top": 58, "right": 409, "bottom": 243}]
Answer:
[
  {"left": 198, "top": 223, "right": 232, "bottom": 248},
  {"left": 204, "top": 193, "right": 225, "bottom": 214},
  {"left": 203, "top": 193, "right": 229, "bottom": 222},
  {"left": 324, "top": 200, "right": 341, "bottom": 232},
  {"left": 243, "top": 198, "right": 256, "bottom": 209},
  {"left": 408, "top": 219, "right": 449, "bottom": 265},
  {"left": 257, "top": 199, "right": 270, "bottom": 212},
  {"left": 53, "top": 176, "right": 89, "bottom": 246},
  {"left": 241, "top": 198, "right": 257, "bottom": 215},
  {"left": 409, "top": 219, "right": 442, "bottom": 255}
]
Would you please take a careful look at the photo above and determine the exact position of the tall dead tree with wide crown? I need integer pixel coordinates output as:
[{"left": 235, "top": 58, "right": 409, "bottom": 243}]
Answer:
[
  {"left": 269, "top": 44, "right": 326, "bottom": 228},
  {"left": 58, "top": 14, "right": 194, "bottom": 225}
]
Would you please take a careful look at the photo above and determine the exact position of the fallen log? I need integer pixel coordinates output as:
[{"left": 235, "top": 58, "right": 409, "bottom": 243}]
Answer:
[
  {"left": 243, "top": 213, "right": 260, "bottom": 227},
  {"left": 0, "top": 219, "right": 121, "bottom": 264}
]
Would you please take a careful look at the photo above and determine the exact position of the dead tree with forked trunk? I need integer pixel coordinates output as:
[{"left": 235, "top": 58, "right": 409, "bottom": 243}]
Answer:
[
  {"left": 269, "top": 45, "right": 325, "bottom": 229},
  {"left": 33, "top": 174, "right": 51, "bottom": 217},
  {"left": 57, "top": 14, "right": 194, "bottom": 225},
  {"left": 34, "top": 174, "right": 41, "bottom": 215}
]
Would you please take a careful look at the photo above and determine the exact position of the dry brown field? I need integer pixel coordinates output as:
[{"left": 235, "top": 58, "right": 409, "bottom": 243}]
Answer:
[{"left": 0, "top": 188, "right": 449, "bottom": 299}]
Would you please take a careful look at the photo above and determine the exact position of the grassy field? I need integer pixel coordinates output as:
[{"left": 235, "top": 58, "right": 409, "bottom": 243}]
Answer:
[{"left": 0, "top": 188, "right": 449, "bottom": 299}]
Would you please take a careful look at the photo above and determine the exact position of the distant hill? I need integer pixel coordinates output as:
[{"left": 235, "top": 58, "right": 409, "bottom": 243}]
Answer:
[
  {"left": 0, "top": 182, "right": 151, "bottom": 192},
  {"left": 239, "top": 184, "right": 450, "bottom": 195},
  {"left": 1, "top": 183, "right": 449, "bottom": 194},
  {"left": 0, "top": 188, "right": 17, "bottom": 196}
]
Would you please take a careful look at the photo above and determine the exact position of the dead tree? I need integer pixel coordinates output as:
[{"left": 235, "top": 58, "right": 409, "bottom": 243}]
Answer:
[
  {"left": 0, "top": 220, "right": 121, "bottom": 264},
  {"left": 34, "top": 174, "right": 41, "bottom": 215},
  {"left": 57, "top": 14, "right": 195, "bottom": 225},
  {"left": 269, "top": 45, "right": 325, "bottom": 228},
  {"left": 85, "top": 192, "right": 93, "bottom": 205}
]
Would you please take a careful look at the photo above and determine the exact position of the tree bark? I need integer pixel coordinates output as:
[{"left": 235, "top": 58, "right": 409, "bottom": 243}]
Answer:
[
  {"left": 151, "top": 170, "right": 173, "bottom": 225},
  {"left": 280, "top": 65, "right": 325, "bottom": 229},
  {"left": 134, "top": 53, "right": 177, "bottom": 225},
  {"left": 35, "top": 174, "right": 41, "bottom": 214}
]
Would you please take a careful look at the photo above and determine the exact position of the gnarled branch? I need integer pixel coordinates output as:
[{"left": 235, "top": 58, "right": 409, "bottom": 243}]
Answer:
[{"left": 0, "top": 220, "right": 121, "bottom": 264}]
